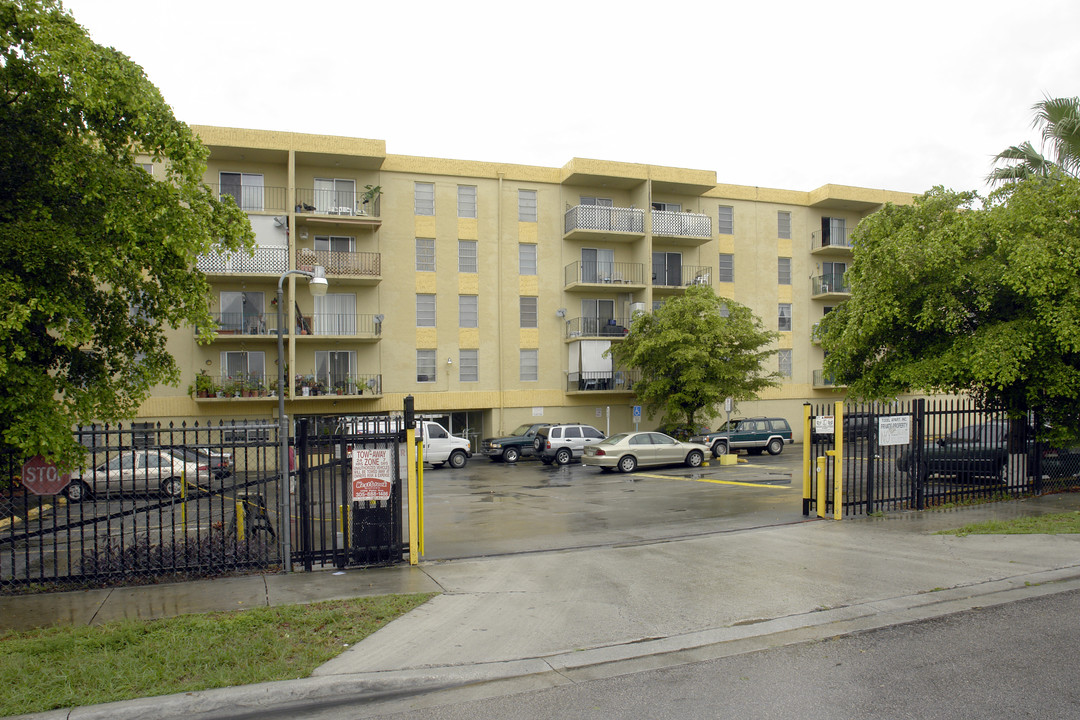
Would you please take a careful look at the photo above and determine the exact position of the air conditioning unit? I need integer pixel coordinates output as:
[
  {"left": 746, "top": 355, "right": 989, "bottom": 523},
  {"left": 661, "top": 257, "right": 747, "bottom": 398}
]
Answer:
[{"left": 629, "top": 302, "right": 646, "bottom": 316}]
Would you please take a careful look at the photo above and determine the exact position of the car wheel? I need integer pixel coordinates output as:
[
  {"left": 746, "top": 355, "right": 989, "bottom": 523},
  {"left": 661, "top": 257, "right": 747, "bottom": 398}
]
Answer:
[
  {"left": 685, "top": 450, "right": 704, "bottom": 468},
  {"left": 618, "top": 455, "right": 638, "bottom": 473},
  {"left": 161, "top": 477, "right": 184, "bottom": 497},
  {"left": 502, "top": 447, "right": 520, "bottom": 464},
  {"left": 64, "top": 480, "right": 90, "bottom": 503},
  {"left": 711, "top": 441, "right": 728, "bottom": 458},
  {"left": 448, "top": 450, "right": 467, "bottom": 469},
  {"left": 767, "top": 438, "right": 784, "bottom": 456},
  {"left": 555, "top": 448, "right": 573, "bottom": 465}
]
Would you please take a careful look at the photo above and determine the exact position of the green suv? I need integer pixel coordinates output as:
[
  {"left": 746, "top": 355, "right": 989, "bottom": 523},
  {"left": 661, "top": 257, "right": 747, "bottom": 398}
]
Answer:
[
  {"left": 481, "top": 423, "right": 552, "bottom": 463},
  {"left": 690, "top": 417, "right": 793, "bottom": 458}
]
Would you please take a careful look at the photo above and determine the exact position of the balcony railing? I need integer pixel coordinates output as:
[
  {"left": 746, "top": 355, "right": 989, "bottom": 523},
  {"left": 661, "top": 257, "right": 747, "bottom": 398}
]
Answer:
[
  {"left": 564, "top": 261, "right": 646, "bottom": 286},
  {"left": 567, "top": 369, "right": 641, "bottom": 392},
  {"left": 196, "top": 246, "right": 288, "bottom": 274},
  {"left": 564, "top": 205, "right": 645, "bottom": 235},
  {"left": 652, "top": 264, "right": 712, "bottom": 288},
  {"left": 306, "top": 313, "right": 382, "bottom": 337},
  {"left": 651, "top": 210, "right": 712, "bottom": 238},
  {"left": 811, "top": 228, "right": 854, "bottom": 251},
  {"left": 293, "top": 373, "right": 382, "bottom": 397},
  {"left": 813, "top": 369, "right": 843, "bottom": 388},
  {"left": 201, "top": 312, "right": 280, "bottom": 336},
  {"left": 208, "top": 184, "right": 288, "bottom": 213},
  {"left": 296, "top": 248, "right": 381, "bottom": 278},
  {"left": 565, "top": 317, "right": 631, "bottom": 339},
  {"left": 295, "top": 189, "right": 381, "bottom": 218},
  {"left": 193, "top": 374, "right": 274, "bottom": 399},
  {"left": 812, "top": 272, "right": 850, "bottom": 295}
]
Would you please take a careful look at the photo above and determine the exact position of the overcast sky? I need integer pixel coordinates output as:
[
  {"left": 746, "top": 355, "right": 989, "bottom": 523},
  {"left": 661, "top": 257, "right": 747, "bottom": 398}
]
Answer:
[{"left": 61, "top": 0, "right": 1079, "bottom": 196}]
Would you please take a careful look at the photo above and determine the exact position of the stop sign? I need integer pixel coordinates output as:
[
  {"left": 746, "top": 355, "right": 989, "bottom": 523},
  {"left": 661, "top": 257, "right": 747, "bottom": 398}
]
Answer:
[{"left": 21, "top": 456, "right": 71, "bottom": 496}]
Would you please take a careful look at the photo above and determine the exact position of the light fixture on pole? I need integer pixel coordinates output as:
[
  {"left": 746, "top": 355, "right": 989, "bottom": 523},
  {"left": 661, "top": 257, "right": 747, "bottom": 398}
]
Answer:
[{"left": 276, "top": 265, "right": 327, "bottom": 573}]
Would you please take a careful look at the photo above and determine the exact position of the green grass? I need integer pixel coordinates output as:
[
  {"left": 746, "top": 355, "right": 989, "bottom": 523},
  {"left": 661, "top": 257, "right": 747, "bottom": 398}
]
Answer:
[
  {"left": 938, "top": 510, "right": 1080, "bottom": 537},
  {"left": 0, "top": 592, "right": 435, "bottom": 716}
]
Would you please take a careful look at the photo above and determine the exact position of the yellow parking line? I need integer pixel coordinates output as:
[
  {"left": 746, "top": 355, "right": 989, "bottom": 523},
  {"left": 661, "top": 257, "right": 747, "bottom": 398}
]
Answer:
[{"left": 633, "top": 472, "right": 786, "bottom": 488}]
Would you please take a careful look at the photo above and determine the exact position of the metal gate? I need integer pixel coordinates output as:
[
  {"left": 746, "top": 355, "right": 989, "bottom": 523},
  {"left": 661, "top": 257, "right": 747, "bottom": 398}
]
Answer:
[
  {"left": 804, "top": 399, "right": 1080, "bottom": 517},
  {"left": 291, "top": 416, "right": 406, "bottom": 571}
]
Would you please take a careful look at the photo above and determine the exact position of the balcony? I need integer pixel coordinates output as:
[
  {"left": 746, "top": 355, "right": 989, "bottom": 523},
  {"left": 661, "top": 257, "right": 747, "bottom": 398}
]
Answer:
[
  {"left": 811, "top": 229, "right": 854, "bottom": 256},
  {"left": 295, "top": 189, "right": 381, "bottom": 228},
  {"left": 563, "top": 261, "right": 647, "bottom": 290},
  {"left": 294, "top": 313, "right": 383, "bottom": 341},
  {"left": 197, "top": 246, "right": 288, "bottom": 276},
  {"left": 209, "top": 184, "right": 288, "bottom": 213},
  {"left": 651, "top": 210, "right": 712, "bottom": 244},
  {"left": 652, "top": 264, "right": 712, "bottom": 294},
  {"left": 565, "top": 317, "right": 631, "bottom": 340},
  {"left": 200, "top": 312, "right": 281, "bottom": 339},
  {"left": 192, "top": 373, "right": 383, "bottom": 400},
  {"left": 567, "top": 369, "right": 640, "bottom": 393},
  {"left": 813, "top": 369, "right": 844, "bottom": 389},
  {"left": 563, "top": 205, "right": 645, "bottom": 242},
  {"left": 292, "top": 373, "right": 382, "bottom": 398},
  {"left": 192, "top": 374, "right": 275, "bottom": 400},
  {"left": 296, "top": 248, "right": 381, "bottom": 284},
  {"left": 811, "top": 272, "right": 850, "bottom": 299}
]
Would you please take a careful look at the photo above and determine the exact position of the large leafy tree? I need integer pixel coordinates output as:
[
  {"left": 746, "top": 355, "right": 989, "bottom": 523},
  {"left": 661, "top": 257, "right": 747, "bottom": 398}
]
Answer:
[
  {"left": 820, "top": 177, "right": 1080, "bottom": 440},
  {"left": 0, "top": 0, "right": 253, "bottom": 467},
  {"left": 608, "top": 285, "right": 780, "bottom": 433},
  {"left": 989, "top": 96, "right": 1080, "bottom": 184}
]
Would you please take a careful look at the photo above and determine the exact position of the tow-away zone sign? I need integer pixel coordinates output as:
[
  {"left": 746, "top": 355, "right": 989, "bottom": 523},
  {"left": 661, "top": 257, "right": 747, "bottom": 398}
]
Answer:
[{"left": 351, "top": 448, "right": 393, "bottom": 502}]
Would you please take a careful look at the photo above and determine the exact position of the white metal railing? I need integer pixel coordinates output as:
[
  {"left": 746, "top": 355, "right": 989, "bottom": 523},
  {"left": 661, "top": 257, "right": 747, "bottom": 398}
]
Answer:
[
  {"left": 651, "top": 210, "right": 712, "bottom": 238},
  {"left": 564, "top": 205, "right": 645, "bottom": 234},
  {"left": 196, "top": 246, "right": 288, "bottom": 274}
]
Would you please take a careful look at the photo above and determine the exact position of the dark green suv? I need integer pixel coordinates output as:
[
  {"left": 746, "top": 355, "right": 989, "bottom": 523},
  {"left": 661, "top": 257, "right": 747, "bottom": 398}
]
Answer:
[
  {"left": 690, "top": 417, "right": 793, "bottom": 458},
  {"left": 481, "top": 423, "right": 552, "bottom": 463}
]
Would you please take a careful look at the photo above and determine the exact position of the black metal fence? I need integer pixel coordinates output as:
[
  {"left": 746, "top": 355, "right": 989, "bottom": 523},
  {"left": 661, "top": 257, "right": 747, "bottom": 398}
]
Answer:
[{"left": 805, "top": 398, "right": 1080, "bottom": 517}]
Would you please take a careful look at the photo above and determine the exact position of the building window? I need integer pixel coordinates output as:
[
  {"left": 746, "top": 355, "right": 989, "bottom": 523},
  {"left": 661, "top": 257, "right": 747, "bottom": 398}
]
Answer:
[
  {"left": 314, "top": 178, "right": 355, "bottom": 214},
  {"left": 519, "top": 243, "right": 537, "bottom": 275},
  {"left": 778, "top": 304, "right": 792, "bottom": 332},
  {"left": 652, "top": 201, "right": 681, "bottom": 212},
  {"left": 138, "top": 162, "right": 153, "bottom": 175},
  {"left": 219, "top": 291, "right": 264, "bottom": 333},
  {"left": 518, "top": 189, "right": 537, "bottom": 222},
  {"left": 719, "top": 303, "right": 730, "bottom": 318},
  {"left": 417, "top": 350, "right": 436, "bottom": 383},
  {"left": 414, "top": 182, "right": 435, "bottom": 216},
  {"left": 459, "top": 295, "right": 478, "bottom": 328},
  {"left": 778, "top": 349, "right": 792, "bottom": 377},
  {"left": 460, "top": 349, "right": 479, "bottom": 382},
  {"left": 778, "top": 211, "right": 792, "bottom": 240},
  {"left": 416, "top": 294, "right": 436, "bottom": 327},
  {"left": 581, "top": 196, "right": 614, "bottom": 207},
  {"left": 520, "top": 349, "right": 538, "bottom": 382},
  {"left": 219, "top": 172, "right": 263, "bottom": 211},
  {"left": 520, "top": 296, "right": 538, "bottom": 328},
  {"left": 778, "top": 257, "right": 792, "bottom": 285},
  {"left": 458, "top": 185, "right": 477, "bottom": 218},
  {"left": 458, "top": 240, "right": 477, "bottom": 273},
  {"left": 718, "top": 205, "right": 734, "bottom": 235},
  {"left": 315, "top": 350, "right": 356, "bottom": 391},
  {"left": 718, "top": 254, "right": 734, "bottom": 283},
  {"left": 416, "top": 238, "right": 435, "bottom": 272},
  {"left": 220, "top": 351, "right": 265, "bottom": 384}
]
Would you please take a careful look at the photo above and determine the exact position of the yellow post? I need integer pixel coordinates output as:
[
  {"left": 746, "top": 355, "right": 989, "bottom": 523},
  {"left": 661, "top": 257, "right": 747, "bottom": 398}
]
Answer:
[
  {"left": 802, "top": 404, "right": 812, "bottom": 514},
  {"left": 406, "top": 425, "right": 418, "bottom": 566},
  {"left": 816, "top": 455, "right": 828, "bottom": 518},
  {"left": 235, "top": 499, "right": 246, "bottom": 539},
  {"left": 834, "top": 401, "right": 844, "bottom": 521},
  {"left": 417, "top": 439, "right": 425, "bottom": 557}
]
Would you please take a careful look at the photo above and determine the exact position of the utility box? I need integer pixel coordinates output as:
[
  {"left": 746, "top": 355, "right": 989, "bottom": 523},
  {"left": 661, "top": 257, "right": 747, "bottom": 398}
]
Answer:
[{"left": 719, "top": 454, "right": 738, "bottom": 466}]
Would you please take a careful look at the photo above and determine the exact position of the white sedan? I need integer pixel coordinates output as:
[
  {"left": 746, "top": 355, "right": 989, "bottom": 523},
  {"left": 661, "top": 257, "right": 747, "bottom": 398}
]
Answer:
[{"left": 582, "top": 431, "right": 709, "bottom": 473}]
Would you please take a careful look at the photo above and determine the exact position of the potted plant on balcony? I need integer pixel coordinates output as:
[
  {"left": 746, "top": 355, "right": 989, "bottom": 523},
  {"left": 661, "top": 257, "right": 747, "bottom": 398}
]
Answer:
[
  {"left": 360, "top": 185, "right": 381, "bottom": 215},
  {"left": 193, "top": 370, "right": 215, "bottom": 398}
]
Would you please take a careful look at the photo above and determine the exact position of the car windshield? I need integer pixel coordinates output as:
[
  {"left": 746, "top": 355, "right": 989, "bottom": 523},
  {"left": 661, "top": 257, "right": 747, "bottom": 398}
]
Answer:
[
  {"left": 509, "top": 424, "right": 536, "bottom": 436},
  {"left": 715, "top": 421, "right": 741, "bottom": 431},
  {"left": 604, "top": 433, "right": 632, "bottom": 444}
]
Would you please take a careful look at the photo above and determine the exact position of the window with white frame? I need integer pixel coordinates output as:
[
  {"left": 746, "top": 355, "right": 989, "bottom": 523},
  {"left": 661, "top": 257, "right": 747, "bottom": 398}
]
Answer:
[
  {"left": 718, "top": 205, "right": 734, "bottom": 235},
  {"left": 778, "top": 257, "right": 792, "bottom": 285},
  {"left": 458, "top": 240, "right": 477, "bottom": 273},
  {"left": 581, "top": 298, "right": 614, "bottom": 335},
  {"left": 416, "top": 294, "right": 436, "bottom": 327},
  {"left": 459, "top": 295, "right": 478, "bottom": 328},
  {"left": 460, "top": 349, "right": 479, "bottom": 382},
  {"left": 313, "top": 293, "right": 356, "bottom": 336},
  {"left": 519, "top": 243, "right": 537, "bottom": 275},
  {"left": 778, "top": 304, "right": 792, "bottom": 332},
  {"left": 220, "top": 350, "right": 265, "bottom": 383},
  {"left": 778, "top": 349, "right": 792, "bottom": 377},
  {"left": 416, "top": 238, "right": 435, "bottom": 272},
  {"left": 138, "top": 163, "right": 153, "bottom": 175},
  {"left": 219, "top": 172, "right": 263, "bottom": 211},
  {"left": 458, "top": 185, "right": 477, "bottom": 218},
  {"left": 520, "top": 349, "right": 538, "bottom": 381},
  {"left": 651, "top": 201, "right": 681, "bottom": 212},
  {"left": 314, "top": 178, "right": 355, "bottom": 214},
  {"left": 778, "top": 211, "right": 792, "bottom": 239},
  {"left": 520, "top": 296, "right": 538, "bottom": 328},
  {"left": 416, "top": 350, "right": 436, "bottom": 383},
  {"left": 718, "top": 254, "right": 734, "bottom": 282},
  {"left": 314, "top": 235, "right": 355, "bottom": 254},
  {"left": 219, "top": 291, "right": 265, "bottom": 333},
  {"left": 315, "top": 350, "right": 356, "bottom": 391},
  {"left": 518, "top": 189, "right": 537, "bottom": 222},
  {"left": 414, "top": 182, "right": 435, "bottom": 215},
  {"left": 719, "top": 303, "right": 730, "bottom": 318}
]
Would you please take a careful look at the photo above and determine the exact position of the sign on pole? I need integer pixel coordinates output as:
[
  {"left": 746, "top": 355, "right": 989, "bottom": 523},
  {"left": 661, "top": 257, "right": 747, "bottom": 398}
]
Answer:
[
  {"left": 21, "top": 456, "right": 70, "bottom": 496},
  {"left": 351, "top": 448, "right": 393, "bottom": 502}
]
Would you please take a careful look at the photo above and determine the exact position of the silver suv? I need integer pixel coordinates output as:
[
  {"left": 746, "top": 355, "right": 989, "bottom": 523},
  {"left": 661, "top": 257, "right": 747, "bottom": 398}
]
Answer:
[{"left": 534, "top": 423, "right": 605, "bottom": 465}]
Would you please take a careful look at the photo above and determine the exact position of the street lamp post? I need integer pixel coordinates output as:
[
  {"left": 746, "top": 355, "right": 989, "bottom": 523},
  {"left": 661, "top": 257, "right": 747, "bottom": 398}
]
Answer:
[{"left": 277, "top": 266, "right": 327, "bottom": 572}]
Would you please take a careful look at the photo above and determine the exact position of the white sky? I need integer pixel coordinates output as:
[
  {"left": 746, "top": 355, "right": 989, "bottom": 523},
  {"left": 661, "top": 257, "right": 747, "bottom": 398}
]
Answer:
[{"left": 61, "top": 0, "right": 1080, "bottom": 196}]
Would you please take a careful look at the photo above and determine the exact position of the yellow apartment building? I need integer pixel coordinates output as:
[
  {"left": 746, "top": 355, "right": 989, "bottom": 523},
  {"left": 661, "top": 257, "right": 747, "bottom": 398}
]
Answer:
[{"left": 136, "top": 126, "right": 914, "bottom": 445}]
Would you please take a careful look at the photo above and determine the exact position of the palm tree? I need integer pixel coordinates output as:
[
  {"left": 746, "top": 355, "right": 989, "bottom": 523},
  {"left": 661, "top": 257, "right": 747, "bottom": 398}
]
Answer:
[{"left": 988, "top": 96, "right": 1080, "bottom": 185}]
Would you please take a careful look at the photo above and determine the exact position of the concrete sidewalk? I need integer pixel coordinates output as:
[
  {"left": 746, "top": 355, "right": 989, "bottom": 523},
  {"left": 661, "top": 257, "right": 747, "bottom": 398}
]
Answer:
[{"left": 7, "top": 493, "right": 1080, "bottom": 719}]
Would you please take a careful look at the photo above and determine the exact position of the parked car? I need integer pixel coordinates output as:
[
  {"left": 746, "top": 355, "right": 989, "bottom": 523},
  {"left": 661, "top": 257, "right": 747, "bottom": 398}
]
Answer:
[
  {"left": 481, "top": 423, "right": 552, "bottom": 463},
  {"left": 534, "top": 423, "right": 605, "bottom": 465},
  {"left": 65, "top": 449, "right": 208, "bottom": 502},
  {"left": 419, "top": 420, "right": 472, "bottom": 469},
  {"left": 895, "top": 421, "right": 1013, "bottom": 482},
  {"left": 165, "top": 446, "right": 233, "bottom": 480},
  {"left": 811, "top": 411, "right": 873, "bottom": 443},
  {"left": 690, "top": 417, "right": 792, "bottom": 458},
  {"left": 583, "top": 431, "right": 709, "bottom": 473}
]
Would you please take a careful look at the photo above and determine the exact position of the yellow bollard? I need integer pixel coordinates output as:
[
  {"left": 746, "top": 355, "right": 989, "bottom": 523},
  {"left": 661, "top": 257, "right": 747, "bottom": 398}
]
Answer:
[
  {"left": 816, "top": 455, "right": 828, "bottom": 518},
  {"left": 417, "top": 440, "right": 425, "bottom": 557},
  {"left": 235, "top": 499, "right": 246, "bottom": 539}
]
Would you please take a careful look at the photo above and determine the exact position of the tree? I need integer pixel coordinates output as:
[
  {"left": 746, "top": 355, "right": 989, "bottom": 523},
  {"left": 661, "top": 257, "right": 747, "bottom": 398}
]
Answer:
[
  {"left": 607, "top": 285, "right": 780, "bottom": 434},
  {"left": 0, "top": 0, "right": 253, "bottom": 467},
  {"left": 989, "top": 96, "right": 1080, "bottom": 184},
  {"left": 819, "top": 177, "right": 1080, "bottom": 440}
]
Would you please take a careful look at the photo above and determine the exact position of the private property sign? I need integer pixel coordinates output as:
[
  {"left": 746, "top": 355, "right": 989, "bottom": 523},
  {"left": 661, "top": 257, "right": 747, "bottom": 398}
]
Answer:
[
  {"left": 351, "top": 448, "right": 393, "bottom": 502},
  {"left": 21, "top": 456, "right": 70, "bottom": 496}
]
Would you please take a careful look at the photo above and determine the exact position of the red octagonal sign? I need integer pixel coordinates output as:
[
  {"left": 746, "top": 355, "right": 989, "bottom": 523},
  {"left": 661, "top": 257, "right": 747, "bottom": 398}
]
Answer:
[{"left": 21, "top": 456, "right": 71, "bottom": 496}]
